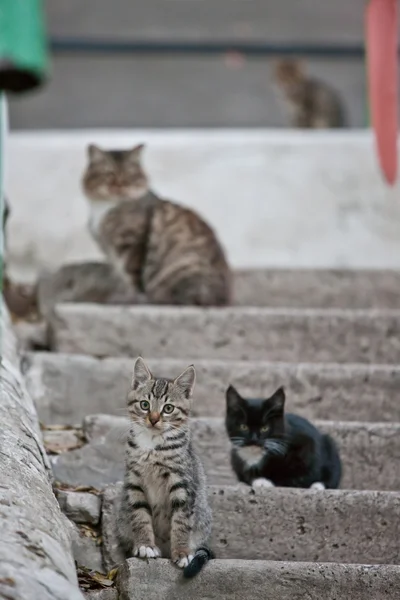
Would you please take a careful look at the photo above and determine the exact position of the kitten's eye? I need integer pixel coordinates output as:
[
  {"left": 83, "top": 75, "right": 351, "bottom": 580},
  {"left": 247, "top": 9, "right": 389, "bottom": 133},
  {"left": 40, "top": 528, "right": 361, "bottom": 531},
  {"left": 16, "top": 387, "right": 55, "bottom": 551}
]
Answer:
[
  {"left": 140, "top": 401, "right": 150, "bottom": 411},
  {"left": 260, "top": 425, "right": 269, "bottom": 433},
  {"left": 163, "top": 404, "right": 174, "bottom": 414},
  {"left": 239, "top": 424, "right": 249, "bottom": 432}
]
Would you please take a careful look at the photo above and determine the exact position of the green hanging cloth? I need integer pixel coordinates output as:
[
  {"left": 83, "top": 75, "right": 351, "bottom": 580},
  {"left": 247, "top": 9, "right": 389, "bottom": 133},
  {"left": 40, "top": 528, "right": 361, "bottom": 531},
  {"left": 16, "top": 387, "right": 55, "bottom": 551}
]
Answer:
[{"left": 0, "top": 0, "right": 48, "bottom": 93}]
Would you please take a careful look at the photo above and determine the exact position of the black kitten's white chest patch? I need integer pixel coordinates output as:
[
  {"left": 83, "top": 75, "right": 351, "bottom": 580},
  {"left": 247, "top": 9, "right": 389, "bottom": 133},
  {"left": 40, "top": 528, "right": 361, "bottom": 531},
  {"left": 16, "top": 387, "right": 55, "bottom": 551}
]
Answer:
[{"left": 237, "top": 445, "right": 265, "bottom": 467}]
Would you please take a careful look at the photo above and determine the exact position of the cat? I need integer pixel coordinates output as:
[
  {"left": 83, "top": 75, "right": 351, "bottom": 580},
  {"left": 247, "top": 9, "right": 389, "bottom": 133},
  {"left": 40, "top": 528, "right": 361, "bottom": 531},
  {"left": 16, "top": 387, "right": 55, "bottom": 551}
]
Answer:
[
  {"left": 272, "top": 58, "right": 347, "bottom": 129},
  {"left": 82, "top": 144, "right": 232, "bottom": 306},
  {"left": 225, "top": 384, "right": 342, "bottom": 490},
  {"left": 117, "top": 357, "right": 213, "bottom": 578}
]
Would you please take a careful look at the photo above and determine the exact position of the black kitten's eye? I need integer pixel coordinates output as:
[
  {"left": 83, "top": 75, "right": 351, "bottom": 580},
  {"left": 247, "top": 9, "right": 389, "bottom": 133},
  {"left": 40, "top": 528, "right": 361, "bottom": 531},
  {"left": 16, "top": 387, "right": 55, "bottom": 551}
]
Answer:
[
  {"left": 260, "top": 425, "right": 269, "bottom": 433},
  {"left": 239, "top": 424, "right": 249, "bottom": 432},
  {"left": 140, "top": 400, "right": 150, "bottom": 411},
  {"left": 163, "top": 404, "right": 174, "bottom": 414}
]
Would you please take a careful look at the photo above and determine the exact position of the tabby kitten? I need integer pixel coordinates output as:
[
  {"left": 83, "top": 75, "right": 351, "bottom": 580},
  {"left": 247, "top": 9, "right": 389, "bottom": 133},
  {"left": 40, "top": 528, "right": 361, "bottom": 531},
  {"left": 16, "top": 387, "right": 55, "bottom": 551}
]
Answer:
[
  {"left": 225, "top": 385, "right": 341, "bottom": 489},
  {"left": 273, "top": 58, "right": 346, "bottom": 129},
  {"left": 117, "top": 357, "right": 213, "bottom": 578},
  {"left": 82, "top": 144, "right": 231, "bottom": 306}
]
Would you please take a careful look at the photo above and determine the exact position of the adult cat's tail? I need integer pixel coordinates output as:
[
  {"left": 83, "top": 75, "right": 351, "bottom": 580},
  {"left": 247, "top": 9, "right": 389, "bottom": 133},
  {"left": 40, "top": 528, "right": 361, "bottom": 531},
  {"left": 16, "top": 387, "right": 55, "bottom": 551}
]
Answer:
[{"left": 183, "top": 546, "right": 214, "bottom": 579}]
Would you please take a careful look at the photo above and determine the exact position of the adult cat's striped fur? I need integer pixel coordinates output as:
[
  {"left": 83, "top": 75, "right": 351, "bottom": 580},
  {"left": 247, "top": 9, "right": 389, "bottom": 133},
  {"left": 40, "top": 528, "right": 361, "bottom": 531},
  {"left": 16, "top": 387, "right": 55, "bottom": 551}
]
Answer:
[
  {"left": 117, "top": 357, "right": 213, "bottom": 578},
  {"left": 82, "top": 144, "right": 231, "bottom": 306},
  {"left": 273, "top": 58, "right": 346, "bottom": 129}
]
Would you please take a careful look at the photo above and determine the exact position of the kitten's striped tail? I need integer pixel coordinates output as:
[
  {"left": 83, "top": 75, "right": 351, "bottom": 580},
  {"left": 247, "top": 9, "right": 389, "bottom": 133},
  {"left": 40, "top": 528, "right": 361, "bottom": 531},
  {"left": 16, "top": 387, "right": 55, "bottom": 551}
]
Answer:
[{"left": 183, "top": 546, "right": 214, "bottom": 579}]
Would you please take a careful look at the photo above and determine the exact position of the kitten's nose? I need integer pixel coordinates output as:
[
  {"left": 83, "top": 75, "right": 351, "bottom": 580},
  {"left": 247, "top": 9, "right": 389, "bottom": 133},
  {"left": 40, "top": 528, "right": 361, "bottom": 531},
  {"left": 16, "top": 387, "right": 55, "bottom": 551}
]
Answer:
[
  {"left": 251, "top": 433, "right": 258, "bottom": 443},
  {"left": 149, "top": 412, "right": 161, "bottom": 426}
]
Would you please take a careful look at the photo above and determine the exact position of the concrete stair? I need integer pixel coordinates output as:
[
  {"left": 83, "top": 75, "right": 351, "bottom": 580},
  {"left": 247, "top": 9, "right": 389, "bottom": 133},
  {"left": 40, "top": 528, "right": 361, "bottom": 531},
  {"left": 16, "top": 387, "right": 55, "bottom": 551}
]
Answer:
[{"left": 22, "top": 268, "right": 400, "bottom": 597}]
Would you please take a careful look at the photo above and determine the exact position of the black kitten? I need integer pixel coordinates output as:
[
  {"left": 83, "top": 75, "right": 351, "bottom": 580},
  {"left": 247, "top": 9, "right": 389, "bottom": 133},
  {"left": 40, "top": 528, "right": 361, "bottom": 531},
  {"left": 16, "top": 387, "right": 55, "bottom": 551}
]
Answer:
[{"left": 225, "top": 385, "right": 341, "bottom": 490}]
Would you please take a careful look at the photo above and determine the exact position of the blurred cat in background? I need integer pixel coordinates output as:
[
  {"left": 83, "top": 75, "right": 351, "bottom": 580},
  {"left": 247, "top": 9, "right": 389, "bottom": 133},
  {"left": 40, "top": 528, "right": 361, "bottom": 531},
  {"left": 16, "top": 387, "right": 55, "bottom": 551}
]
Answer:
[
  {"left": 225, "top": 384, "right": 342, "bottom": 490},
  {"left": 82, "top": 144, "right": 231, "bottom": 306},
  {"left": 272, "top": 58, "right": 347, "bottom": 129}
]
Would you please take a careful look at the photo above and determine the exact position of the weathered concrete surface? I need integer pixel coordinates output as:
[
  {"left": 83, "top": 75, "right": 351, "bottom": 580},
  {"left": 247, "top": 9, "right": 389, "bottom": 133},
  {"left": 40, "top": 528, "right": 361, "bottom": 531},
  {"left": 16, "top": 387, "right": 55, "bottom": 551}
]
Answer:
[
  {"left": 36, "top": 262, "right": 400, "bottom": 312},
  {"left": 56, "top": 490, "right": 102, "bottom": 525},
  {"left": 37, "top": 262, "right": 135, "bottom": 318},
  {"left": 50, "top": 415, "right": 400, "bottom": 491},
  {"left": 234, "top": 268, "right": 400, "bottom": 309},
  {"left": 84, "top": 591, "right": 117, "bottom": 600},
  {"left": 116, "top": 559, "right": 400, "bottom": 600},
  {"left": 49, "top": 304, "right": 400, "bottom": 364},
  {"left": 62, "top": 515, "right": 104, "bottom": 573},
  {"left": 24, "top": 352, "right": 400, "bottom": 423},
  {"left": 102, "top": 484, "right": 400, "bottom": 568},
  {"left": 0, "top": 304, "right": 84, "bottom": 599}
]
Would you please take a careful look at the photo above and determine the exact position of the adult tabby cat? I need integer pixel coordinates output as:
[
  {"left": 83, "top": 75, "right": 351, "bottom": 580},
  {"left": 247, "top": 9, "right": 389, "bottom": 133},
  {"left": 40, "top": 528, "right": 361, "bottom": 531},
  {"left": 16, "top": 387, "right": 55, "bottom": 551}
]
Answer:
[
  {"left": 117, "top": 357, "right": 213, "bottom": 578},
  {"left": 225, "top": 385, "right": 341, "bottom": 489},
  {"left": 82, "top": 144, "right": 231, "bottom": 306},
  {"left": 273, "top": 58, "right": 346, "bottom": 129}
]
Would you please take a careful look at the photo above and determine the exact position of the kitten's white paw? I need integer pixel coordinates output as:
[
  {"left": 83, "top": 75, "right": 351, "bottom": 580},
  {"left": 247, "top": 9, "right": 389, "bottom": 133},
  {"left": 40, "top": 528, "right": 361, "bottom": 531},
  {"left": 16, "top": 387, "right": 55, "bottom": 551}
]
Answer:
[
  {"left": 175, "top": 554, "right": 194, "bottom": 569},
  {"left": 310, "top": 482, "right": 326, "bottom": 491},
  {"left": 134, "top": 545, "right": 161, "bottom": 559},
  {"left": 252, "top": 478, "right": 275, "bottom": 489}
]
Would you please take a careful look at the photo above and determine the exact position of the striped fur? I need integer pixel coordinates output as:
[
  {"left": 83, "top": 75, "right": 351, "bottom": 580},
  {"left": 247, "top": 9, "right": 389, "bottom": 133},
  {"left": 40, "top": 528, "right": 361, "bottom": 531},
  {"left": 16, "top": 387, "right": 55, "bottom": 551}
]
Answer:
[
  {"left": 273, "top": 59, "right": 346, "bottom": 129},
  {"left": 117, "top": 357, "right": 212, "bottom": 576},
  {"left": 82, "top": 144, "right": 231, "bottom": 306}
]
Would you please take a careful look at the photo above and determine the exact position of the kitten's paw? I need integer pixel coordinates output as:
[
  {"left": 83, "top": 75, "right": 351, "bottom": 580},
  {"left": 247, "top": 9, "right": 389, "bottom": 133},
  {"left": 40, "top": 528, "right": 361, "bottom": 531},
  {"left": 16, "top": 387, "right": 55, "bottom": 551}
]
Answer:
[
  {"left": 252, "top": 478, "right": 275, "bottom": 489},
  {"left": 134, "top": 545, "right": 161, "bottom": 559},
  {"left": 173, "top": 554, "right": 194, "bottom": 569},
  {"left": 310, "top": 482, "right": 325, "bottom": 491},
  {"left": 171, "top": 548, "right": 194, "bottom": 569}
]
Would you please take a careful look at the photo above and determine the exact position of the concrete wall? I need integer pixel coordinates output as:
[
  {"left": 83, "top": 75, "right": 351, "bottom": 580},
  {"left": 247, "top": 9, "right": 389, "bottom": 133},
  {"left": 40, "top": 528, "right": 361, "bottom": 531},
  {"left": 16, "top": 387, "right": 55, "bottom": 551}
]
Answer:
[
  {"left": 5, "top": 130, "right": 400, "bottom": 281},
  {"left": 9, "top": 0, "right": 370, "bottom": 129}
]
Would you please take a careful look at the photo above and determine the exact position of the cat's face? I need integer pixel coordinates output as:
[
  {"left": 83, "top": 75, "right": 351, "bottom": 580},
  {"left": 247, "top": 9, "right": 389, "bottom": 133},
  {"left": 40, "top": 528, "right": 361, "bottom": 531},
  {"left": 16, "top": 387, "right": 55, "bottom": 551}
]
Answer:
[
  {"left": 225, "top": 385, "right": 286, "bottom": 449},
  {"left": 82, "top": 144, "right": 149, "bottom": 201},
  {"left": 127, "top": 357, "right": 195, "bottom": 434},
  {"left": 273, "top": 59, "right": 304, "bottom": 90}
]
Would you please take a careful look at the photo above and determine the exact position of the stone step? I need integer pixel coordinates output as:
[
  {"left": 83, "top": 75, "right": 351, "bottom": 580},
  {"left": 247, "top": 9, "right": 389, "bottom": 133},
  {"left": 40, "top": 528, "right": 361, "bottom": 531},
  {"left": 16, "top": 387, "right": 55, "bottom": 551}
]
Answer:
[
  {"left": 102, "top": 484, "right": 400, "bottom": 567},
  {"left": 25, "top": 352, "right": 400, "bottom": 424},
  {"left": 49, "top": 304, "right": 400, "bottom": 363},
  {"left": 50, "top": 415, "right": 400, "bottom": 492},
  {"left": 234, "top": 268, "right": 400, "bottom": 309},
  {"left": 38, "top": 263, "right": 400, "bottom": 314},
  {"left": 116, "top": 559, "right": 400, "bottom": 600}
]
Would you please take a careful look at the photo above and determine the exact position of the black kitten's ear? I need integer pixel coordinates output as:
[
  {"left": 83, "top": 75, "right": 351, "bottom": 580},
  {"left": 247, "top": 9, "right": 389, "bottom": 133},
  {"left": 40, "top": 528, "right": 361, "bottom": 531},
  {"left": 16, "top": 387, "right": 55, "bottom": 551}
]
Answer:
[
  {"left": 268, "top": 386, "right": 286, "bottom": 411},
  {"left": 132, "top": 356, "right": 152, "bottom": 390},
  {"left": 226, "top": 385, "right": 243, "bottom": 409}
]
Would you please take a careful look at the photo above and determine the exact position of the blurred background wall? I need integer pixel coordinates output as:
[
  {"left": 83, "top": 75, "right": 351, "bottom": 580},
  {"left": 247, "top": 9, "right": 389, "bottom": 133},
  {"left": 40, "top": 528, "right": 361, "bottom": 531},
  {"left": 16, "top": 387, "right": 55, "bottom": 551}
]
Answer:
[{"left": 9, "top": 0, "right": 368, "bottom": 129}]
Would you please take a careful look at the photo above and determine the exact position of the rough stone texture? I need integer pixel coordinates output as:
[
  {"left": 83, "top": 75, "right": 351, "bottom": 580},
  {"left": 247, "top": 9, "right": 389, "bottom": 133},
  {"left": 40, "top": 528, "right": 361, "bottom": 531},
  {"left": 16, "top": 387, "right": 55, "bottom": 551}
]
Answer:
[
  {"left": 62, "top": 515, "right": 104, "bottom": 573},
  {"left": 234, "top": 268, "right": 400, "bottom": 309},
  {"left": 116, "top": 559, "right": 400, "bottom": 600},
  {"left": 102, "top": 484, "right": 400, "bottom": 569},
  {"left": 35, "top": 262, "right": 400, "bottom": 313},
  {"left": 37, "top": 262, "right": 135, "bottom": 318},
  {"left": 83, "top": 414, "right": 128, "bottom": 443},
  {"left": 50, "top": 415, "right": 400, "bottom": 492},
  {"left": 56, "top": 490, "right": 102, "bottom": 525},
  {"left": 0, "top": 303, "right": 84, "bottom": 599},
  {"left": 24, "top": 352, "right": 400, "bottom": 424},
  {"left": 84, "top": 591, "right": 118, "bottom": 600},
  {"left": 49, "top": 304, "right": 400, "bottom": 364},
  {"left": 13, "top": 319, "right": 49, "bottom": 351}
]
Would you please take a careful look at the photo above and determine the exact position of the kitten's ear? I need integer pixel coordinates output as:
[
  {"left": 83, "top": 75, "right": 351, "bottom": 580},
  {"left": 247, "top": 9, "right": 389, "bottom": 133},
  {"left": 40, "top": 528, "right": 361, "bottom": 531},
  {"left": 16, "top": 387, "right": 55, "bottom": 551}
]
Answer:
[
  {"left": 174, "top": 365, "right": 196, "bottom": 399},
  {"left": 127, "top": 144, "right": 145, "bottom": 164},
  {"left": 268, "top": 386, "right": 286, "bottom": 411},
  {"left": 226, "top": 385, "right": 243, "bottom": 409},
  {"left": 132, "top": 356, "right": 152, "bottom": 389},
  {"left": 87, "top": 144, "right": 106, "bottom": 163}
]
